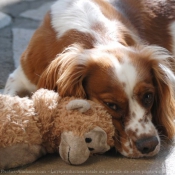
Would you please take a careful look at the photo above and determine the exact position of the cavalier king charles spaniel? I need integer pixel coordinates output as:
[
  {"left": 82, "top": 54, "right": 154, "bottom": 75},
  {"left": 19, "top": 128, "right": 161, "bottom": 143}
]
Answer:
[{"left": 4, "top": 0, "right": 175, "bottom": 158}]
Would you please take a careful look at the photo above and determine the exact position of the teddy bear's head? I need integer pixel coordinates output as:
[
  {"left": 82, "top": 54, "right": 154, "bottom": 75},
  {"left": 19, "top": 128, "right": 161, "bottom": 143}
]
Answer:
[
  {"left": 32, "top": 89, "right": 115, "bottom": 165},
  {"left": 59, "top": 99, "right": 114, "bottom": 165}
]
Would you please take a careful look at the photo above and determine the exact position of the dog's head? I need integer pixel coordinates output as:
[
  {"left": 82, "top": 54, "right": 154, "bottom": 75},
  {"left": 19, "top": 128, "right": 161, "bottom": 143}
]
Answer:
[{"left": 38, "top": 44, "right": 175, "bottom": 158}]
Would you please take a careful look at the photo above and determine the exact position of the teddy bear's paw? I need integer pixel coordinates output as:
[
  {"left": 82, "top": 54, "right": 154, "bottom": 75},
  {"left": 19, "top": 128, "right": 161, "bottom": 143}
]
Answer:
[
  {"left": 59, "top": 131, "right": 90, "bottom": 165},
  {"left": 84, "top": 126, "right": 110, "bottom": 154},
  {"left": 0, "top": 143, "right": 46, "bottom": 169}
]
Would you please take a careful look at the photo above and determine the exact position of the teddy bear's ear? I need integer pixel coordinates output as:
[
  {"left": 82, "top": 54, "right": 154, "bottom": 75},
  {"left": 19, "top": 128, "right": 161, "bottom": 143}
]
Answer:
[{"left": 66, "top": 99, "right": 91, "bottom": 113}]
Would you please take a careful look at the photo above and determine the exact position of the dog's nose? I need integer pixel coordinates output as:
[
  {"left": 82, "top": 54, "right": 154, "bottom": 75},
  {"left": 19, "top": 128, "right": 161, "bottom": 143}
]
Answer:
[{"left": 136, "top": 136, "right": 159, "bottom": 154}]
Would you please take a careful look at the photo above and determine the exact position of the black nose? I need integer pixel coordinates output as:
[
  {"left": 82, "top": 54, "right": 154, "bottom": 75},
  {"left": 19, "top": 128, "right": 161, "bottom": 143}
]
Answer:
[{"left": 136, "top": 136, "right": 159, "bottom": 154}]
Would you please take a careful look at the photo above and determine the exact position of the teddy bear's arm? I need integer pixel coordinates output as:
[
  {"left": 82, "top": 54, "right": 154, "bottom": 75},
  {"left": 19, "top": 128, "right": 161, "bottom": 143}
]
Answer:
[{"left": 0, "top": 143, "right": 46, "bottom": 170}]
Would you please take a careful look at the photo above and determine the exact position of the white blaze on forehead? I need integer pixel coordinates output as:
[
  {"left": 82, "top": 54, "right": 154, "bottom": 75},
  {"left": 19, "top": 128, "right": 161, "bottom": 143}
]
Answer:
[
  {"left": 111, "top": 57, "right": 155, "bottom": 136},
  {"left": 119, "top": 62, "right": 137, "bottom": 97},
  {"left": 111, "top": 56, "right": 137, "bottom": 97}
]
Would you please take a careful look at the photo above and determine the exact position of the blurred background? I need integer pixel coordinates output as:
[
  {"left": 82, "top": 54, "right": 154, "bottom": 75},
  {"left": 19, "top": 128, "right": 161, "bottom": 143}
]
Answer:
[{"left": 0, "top": 0, "right": 55, "bottom": 93}]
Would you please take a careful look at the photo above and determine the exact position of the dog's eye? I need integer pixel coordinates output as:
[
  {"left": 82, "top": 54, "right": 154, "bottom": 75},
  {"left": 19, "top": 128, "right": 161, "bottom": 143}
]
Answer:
[
  {"left": 142, "top": 92, "right": 154, "bottom": 107},
  {"left": 105, "top": 102, "right": 120, "bottom": 111}
]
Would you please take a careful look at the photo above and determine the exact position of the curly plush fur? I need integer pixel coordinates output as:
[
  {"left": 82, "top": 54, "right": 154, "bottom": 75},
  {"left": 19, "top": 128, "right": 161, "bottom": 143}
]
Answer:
[{"left": 0, "top": 89, "right": 114, "bottom": 169}]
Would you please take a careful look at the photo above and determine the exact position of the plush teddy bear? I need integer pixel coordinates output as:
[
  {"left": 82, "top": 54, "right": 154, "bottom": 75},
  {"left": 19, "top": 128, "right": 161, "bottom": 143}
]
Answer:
[{"left": 0, "top": 89, "right": 114, "bottom": 169}]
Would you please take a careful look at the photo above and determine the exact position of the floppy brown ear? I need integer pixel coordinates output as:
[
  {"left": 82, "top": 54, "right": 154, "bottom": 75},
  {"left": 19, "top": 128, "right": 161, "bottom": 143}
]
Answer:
[
  {"left": 147, "top": 46, "right": 175, "bottom": 140},
  {"left": 37, "top": 45, "right": 90, "bottom": 98}
]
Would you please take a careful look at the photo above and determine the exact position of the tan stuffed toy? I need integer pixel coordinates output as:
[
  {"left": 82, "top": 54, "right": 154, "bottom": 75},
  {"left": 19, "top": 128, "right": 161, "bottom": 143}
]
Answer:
[{"left": 0, "top": 89, "right": 114, "bottom": 169}]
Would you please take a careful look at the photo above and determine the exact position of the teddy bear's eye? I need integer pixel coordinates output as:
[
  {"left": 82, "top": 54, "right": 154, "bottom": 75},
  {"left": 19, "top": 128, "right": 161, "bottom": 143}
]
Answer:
[{"left": 85, "top": 138, "right": 92, "bottom": 143}]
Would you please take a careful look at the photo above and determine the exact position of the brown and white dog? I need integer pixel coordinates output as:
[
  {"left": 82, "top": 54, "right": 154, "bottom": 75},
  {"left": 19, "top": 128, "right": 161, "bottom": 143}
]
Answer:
[{"left": 4, "top": 0, "right": 175, "bottom": 158}]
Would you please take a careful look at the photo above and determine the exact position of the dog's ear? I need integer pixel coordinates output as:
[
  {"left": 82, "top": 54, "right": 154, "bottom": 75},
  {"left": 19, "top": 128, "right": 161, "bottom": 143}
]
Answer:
[
  {"left": 145, "top": 46, "right": 175, "bottom": 139},
  {"left": 37, "top": 44, "right": 91, "bottom": 98}
]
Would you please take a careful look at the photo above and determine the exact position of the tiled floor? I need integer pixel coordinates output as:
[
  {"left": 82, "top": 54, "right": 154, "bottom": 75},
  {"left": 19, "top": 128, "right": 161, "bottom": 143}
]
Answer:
[{"left": 0, "top": 1, "right": 175, "bottom": 174}]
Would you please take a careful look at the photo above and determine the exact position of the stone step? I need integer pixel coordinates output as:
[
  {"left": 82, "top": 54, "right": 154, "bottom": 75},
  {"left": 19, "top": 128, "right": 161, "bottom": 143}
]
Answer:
[{"left": 0, "top": 11, "right": 11, "bottom": 29}]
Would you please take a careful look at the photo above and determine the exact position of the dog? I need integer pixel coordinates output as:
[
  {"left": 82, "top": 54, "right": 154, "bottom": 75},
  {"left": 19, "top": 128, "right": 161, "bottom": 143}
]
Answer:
[{"left": 4, "top": 0, "right": 175, "bottom": 158}]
